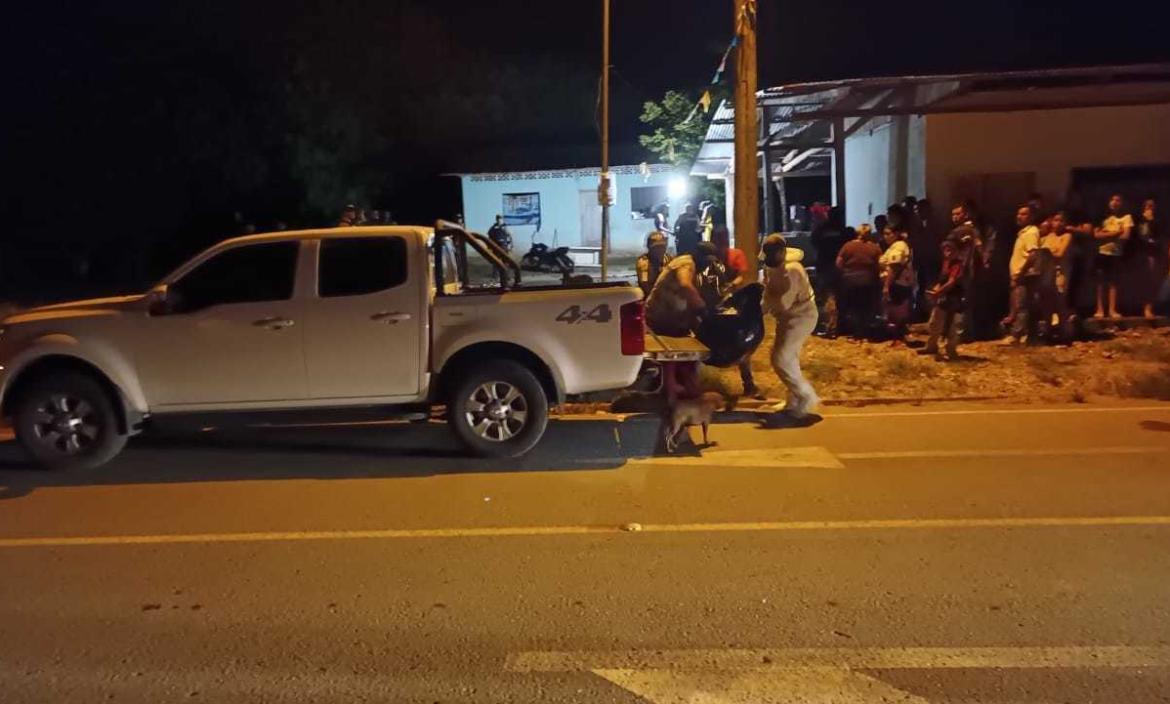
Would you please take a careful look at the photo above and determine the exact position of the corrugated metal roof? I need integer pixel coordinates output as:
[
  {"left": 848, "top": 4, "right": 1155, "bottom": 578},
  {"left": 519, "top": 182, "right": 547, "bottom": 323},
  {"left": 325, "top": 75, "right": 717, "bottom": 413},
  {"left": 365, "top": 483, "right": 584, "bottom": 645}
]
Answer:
[{"left": 693, "top": 63, "right": 1170, "bottom": 176}]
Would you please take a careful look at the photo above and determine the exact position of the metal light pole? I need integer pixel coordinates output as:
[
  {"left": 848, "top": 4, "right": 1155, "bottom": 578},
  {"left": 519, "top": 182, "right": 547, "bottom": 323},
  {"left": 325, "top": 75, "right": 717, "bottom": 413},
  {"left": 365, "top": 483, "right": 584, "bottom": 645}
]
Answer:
[{"left": 599, "top": 0, "right": 611, "bottom": 282}]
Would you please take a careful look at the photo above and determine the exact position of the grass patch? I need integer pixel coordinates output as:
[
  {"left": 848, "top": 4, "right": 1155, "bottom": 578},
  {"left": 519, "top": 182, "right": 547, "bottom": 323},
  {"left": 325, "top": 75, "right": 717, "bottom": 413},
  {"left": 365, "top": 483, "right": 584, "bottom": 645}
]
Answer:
[
  {"left": 1121, "top": 365, "right": 1170, "bottom": 400},
  {"left": 879, "top": 354, "right": 933, "bottom": 379},
  {"left": 1102, "top": 336, "right": 1170, "bottom": 363},
  {"left": 1025, "top": 352, "right": 1063, "bottom": 386},
  {"left": 804, "top": 357, "right": 843, "bottom": 384}
]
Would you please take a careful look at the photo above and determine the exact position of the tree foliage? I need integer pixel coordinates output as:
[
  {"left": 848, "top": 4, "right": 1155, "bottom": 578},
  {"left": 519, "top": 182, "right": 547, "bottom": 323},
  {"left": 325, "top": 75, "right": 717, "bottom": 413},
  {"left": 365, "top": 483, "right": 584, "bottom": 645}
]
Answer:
[{"left": 637, "top": 91, "right": 710, "bottom": 168}]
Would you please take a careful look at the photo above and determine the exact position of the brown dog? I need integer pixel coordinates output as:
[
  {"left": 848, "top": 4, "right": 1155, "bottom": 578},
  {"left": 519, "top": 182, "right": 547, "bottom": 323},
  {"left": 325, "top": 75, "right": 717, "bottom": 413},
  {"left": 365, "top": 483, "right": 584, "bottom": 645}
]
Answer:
[{"left": 664, "top": 393, "right": 722, "bottom": 453}]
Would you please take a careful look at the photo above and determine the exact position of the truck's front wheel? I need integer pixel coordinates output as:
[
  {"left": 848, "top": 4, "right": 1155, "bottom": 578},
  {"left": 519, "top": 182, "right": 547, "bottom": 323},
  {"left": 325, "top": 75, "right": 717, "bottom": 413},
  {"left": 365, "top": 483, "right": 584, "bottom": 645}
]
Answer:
[
  {"left": 13, "top": 371, "right": 128, "bottom": 471},
  {"left": 448, "top": 360, "right": 549, "bottom": 458}
]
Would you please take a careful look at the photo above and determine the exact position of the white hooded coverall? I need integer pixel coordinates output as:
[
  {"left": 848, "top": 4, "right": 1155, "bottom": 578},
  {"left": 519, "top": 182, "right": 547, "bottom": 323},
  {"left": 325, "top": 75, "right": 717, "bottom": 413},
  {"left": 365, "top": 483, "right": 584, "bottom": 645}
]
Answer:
[{"left": 764, "top": 248, "right": 820, "bottom": 415}]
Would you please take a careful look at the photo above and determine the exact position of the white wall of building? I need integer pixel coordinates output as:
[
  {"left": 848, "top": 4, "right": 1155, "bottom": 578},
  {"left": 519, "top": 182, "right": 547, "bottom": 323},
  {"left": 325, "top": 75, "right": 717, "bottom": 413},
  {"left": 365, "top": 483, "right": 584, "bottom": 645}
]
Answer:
[
  {"left": 844, "top": 119, "right": 892, "bottom": 228},
  {"left": 925, "top": 103, "right": 1170, "bottom": 215},
  {"left": 907, "top": 114, "right": 927, "bottom": 200},
  {"left": 459, "top": 165, "right": 683, "bottom": 253},
  {"left": 843, "top": 115, "right": 926, "bottom": 228}
]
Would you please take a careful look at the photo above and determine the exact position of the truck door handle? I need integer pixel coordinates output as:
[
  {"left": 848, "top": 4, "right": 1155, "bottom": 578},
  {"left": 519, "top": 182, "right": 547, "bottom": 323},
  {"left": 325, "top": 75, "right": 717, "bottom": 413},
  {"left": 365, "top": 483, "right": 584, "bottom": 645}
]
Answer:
[
  {"left": 371, "top": 311, "right": 412, "bottom": 323},
  {"left": 253, "top": 317, "right": 295, "bottom": 330}
]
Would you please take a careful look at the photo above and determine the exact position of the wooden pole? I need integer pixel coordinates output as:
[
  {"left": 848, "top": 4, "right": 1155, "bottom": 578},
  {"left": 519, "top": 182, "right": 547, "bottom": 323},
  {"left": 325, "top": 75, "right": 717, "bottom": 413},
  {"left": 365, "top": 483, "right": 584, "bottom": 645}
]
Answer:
[
  {"left": 733, "top": 0, "right": 760, "bottom": 264},
  {"left": 760, "top": 149, "right": 774, "bottom": 236},
  {"left": 599, "top": 0, "right": 611, "bottom": 282},
  {"left": 831, "top": 116, "right": 846, "bottom": 216}
]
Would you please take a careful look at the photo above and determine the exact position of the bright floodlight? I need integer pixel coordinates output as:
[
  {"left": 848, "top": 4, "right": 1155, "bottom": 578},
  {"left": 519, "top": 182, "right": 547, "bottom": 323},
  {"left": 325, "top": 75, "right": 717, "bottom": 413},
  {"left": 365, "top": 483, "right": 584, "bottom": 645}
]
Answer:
[{"left": 667, "top": 176, "right": 687, "bottom": 200}]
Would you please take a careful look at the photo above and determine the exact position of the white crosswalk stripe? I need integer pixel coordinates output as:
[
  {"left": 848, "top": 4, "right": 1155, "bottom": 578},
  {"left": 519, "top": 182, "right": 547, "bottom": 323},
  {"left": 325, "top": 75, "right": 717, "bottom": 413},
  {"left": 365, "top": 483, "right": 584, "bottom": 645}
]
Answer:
[{"left": 509, "top": 646, "right": 1170, "bottom": 703}]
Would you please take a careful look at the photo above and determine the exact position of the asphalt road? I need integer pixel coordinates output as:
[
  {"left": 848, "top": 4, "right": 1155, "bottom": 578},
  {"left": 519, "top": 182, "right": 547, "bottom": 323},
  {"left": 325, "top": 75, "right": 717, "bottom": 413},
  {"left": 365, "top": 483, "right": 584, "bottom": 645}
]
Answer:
[{"left": 1, "top": 402, "right": 1169, "bottom": 703}]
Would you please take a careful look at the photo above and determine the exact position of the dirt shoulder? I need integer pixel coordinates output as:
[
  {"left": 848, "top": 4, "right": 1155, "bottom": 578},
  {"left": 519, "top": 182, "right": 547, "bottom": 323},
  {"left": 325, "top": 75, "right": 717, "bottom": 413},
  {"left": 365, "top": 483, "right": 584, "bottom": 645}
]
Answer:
[{"left": 704, "top": 324, "right": 1170, "bottom": 406}]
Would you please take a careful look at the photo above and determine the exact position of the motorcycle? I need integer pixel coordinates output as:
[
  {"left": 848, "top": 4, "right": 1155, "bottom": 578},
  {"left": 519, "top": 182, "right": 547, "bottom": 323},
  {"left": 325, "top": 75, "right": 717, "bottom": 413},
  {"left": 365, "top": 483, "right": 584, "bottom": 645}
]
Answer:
[{"left": 519, "top": 232, "right": 575, "bottom": 275}]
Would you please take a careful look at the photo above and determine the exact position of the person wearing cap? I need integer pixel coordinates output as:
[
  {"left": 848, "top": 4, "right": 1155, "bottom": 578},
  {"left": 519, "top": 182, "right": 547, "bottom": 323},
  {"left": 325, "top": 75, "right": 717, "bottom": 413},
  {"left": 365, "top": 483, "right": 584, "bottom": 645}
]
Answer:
[
  {"left": 712, "top": 225, "right": 763, "bottom": 399},
  {"left": 336, "top": 204, "right": 358, "bottom": 227},
  {"left": 761, "top": 234, "right": 819, "bottom": 418},
  {"left": 645, "top": 249, "right": 704, "bottom": 338},
  {"left": 636, "top": 231, "right": 674, "bottom": 297}
]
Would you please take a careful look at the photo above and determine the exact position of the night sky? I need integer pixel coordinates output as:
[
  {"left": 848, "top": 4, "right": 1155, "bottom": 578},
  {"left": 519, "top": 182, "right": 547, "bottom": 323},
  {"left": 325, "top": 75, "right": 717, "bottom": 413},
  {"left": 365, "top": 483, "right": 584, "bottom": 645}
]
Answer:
[{"left": 4, "top": 0, "right": 1169, "bottom": 292}]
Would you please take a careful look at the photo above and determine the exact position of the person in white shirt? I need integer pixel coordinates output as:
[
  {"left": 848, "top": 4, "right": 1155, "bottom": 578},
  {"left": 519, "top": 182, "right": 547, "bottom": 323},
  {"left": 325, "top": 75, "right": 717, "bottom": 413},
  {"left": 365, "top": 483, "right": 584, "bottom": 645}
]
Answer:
[
  {"left": 1094, "top": 193, "right": 1133, "bottom": 319},
  {"left": 761, "top": 234, "right": 819, "bottom": 419},
  {"left": 878, "top": 226, "right": 915, "bottom": 344},
  {"left": 1003, "top": 205, "right": 1041, "bottom": 344}
]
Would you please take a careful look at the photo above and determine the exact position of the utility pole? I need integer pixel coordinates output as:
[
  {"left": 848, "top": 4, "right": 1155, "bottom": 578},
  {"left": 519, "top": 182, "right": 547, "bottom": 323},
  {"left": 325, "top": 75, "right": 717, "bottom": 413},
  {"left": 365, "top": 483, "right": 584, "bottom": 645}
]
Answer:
[
  {"left": 732, "top": 0, "right": 759, "bottom": 266},
  {"left": 598, "top": 0, "right": 611, "bottom": 282}
]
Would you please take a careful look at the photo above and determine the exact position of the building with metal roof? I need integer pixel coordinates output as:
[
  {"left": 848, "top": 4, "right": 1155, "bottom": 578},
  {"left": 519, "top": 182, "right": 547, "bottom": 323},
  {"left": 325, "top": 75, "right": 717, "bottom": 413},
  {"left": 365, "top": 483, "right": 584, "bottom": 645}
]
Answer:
[{"left": 694, "top": 63, "right": 1170, "bottom": 233}]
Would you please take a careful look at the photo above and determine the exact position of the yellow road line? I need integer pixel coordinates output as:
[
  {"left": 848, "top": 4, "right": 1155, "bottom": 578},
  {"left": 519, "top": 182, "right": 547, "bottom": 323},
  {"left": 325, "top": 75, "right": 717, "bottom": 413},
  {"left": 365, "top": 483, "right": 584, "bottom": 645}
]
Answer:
[{"left": 1, "top": 515, "right": 1168, "bottom": 549}]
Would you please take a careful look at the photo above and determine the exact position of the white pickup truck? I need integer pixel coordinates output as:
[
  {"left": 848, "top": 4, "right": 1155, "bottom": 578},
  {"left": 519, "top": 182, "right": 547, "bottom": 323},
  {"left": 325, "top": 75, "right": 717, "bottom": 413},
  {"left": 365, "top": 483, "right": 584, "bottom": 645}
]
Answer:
[{"left": 0, "top": 222, "right": 647, "bottom": 470}]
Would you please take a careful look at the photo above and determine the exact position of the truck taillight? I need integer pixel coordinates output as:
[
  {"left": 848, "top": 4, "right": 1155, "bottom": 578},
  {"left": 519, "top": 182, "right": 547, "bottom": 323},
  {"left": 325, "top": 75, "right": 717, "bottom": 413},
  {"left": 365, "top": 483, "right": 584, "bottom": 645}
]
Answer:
[{"left": 620, "top": 301, "right": 645, "bottom": 356}]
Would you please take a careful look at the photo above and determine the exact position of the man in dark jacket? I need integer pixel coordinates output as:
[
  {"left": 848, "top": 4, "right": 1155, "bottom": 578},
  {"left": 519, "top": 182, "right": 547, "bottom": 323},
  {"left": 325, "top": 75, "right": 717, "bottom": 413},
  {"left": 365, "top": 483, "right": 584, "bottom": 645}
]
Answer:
[{"left": 673, "top": 203, "right": 703, "bottom": 260}]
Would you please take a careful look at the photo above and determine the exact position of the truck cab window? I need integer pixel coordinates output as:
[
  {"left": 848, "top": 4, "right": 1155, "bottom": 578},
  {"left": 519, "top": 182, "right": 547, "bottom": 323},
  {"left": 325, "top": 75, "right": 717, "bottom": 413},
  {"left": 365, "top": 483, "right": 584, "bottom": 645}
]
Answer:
[
  {"left": 170, "top": 241, "right": 299, "bottom": 313},
  {"left": 318, "top": 237, "right": 407, "bottom": 297}
]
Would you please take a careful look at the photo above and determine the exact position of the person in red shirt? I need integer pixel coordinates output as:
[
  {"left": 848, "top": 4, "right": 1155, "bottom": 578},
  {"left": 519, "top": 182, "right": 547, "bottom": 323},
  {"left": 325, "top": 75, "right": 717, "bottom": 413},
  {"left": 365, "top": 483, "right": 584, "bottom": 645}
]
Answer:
[
  {"left": 712, "top": 225, "right": 763, "bottom": 399},
  {"left": 924, "top": 239, "right": 967, "bottom": 360}
]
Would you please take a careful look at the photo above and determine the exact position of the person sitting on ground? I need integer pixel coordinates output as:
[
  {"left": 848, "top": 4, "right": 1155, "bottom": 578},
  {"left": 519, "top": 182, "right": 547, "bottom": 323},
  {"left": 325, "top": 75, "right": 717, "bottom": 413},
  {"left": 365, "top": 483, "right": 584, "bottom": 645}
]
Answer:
[
  {"left": 1094, "top": 193, "right": 1133, "bottom": 319},
  {"left": 1134, "top": 198, "right": 1164, "bottom": 319},
  {"left": 925, "top": 239, "right": 966, "bottom": 361},
  {"left": 712, "top": 226, "right": 764, "bottom": 400},
  {"left": 636, "top": 231, "right": 673, "bottom": 298},
  {"left": 879, "top": 226, "right": 915, "bottom": 345},
  {"left": 835, "top": 226, "right": 882, "bottom": 339},
  {"left": 762, "top": 234, "right": 819, "bottom": 418},
  {"left": 1003, "top": 204, "right": 1041, "bottom": 345}
]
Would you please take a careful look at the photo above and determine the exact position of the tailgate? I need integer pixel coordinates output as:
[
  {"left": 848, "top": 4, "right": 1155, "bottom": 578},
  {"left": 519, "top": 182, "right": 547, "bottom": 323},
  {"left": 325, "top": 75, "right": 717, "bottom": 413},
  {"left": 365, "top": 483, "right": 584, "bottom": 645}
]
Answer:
[{"left": 643, "top": 331, "right": 709, "bottom": 362}]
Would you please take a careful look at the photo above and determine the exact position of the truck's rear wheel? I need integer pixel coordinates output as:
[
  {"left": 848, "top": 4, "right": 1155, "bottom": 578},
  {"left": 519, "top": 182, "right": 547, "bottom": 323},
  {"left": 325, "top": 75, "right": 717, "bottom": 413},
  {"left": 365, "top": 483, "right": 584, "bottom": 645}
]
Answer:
[
  {"left": 448, "top": 360, "right": 549, "bottom": 458},
  {"left": 13, "top": 371, "right": 128, "bottom": 471}
]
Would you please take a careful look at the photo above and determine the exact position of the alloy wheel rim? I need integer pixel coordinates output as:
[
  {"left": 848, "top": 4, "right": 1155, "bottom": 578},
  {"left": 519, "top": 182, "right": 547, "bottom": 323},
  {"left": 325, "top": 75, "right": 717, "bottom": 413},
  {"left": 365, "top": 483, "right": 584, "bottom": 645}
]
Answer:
[
  {"left": 30, "top": 394, "right": 101, "bottom": 456},
  {"left": 466, "top": 381, "right": 528, "bottom": 442}
]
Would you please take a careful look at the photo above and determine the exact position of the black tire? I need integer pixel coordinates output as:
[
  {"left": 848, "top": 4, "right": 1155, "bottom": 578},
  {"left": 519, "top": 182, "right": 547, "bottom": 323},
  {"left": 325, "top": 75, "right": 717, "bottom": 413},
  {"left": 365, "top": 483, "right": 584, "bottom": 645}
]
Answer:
[
  {"left": 13, "top": 371, "right": 128, "bottom": 471},
  {"left": 447, "top": 360, "right": 549, "bottom": 458}
]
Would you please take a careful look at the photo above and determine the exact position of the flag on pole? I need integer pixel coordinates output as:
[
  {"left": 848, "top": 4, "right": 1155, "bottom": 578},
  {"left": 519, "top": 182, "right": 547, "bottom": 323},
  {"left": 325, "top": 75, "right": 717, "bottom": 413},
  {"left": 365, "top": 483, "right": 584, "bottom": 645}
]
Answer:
[
  {"left": 698, "top": 90, "right": 712, "bottom": 114},
  {"left": 711, "top": 38, "right": 735, "bottom": 84}
]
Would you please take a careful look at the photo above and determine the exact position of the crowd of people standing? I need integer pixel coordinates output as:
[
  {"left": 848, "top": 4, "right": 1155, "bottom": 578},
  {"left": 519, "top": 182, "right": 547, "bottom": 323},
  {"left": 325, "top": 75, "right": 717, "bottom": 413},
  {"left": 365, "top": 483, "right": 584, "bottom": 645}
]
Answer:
[
  {"left": 633, "top": 190, "right": 1166, "bottom": 421},
  {"left": 809, "top": 193, "right": 1167, "bottom": 360}
]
